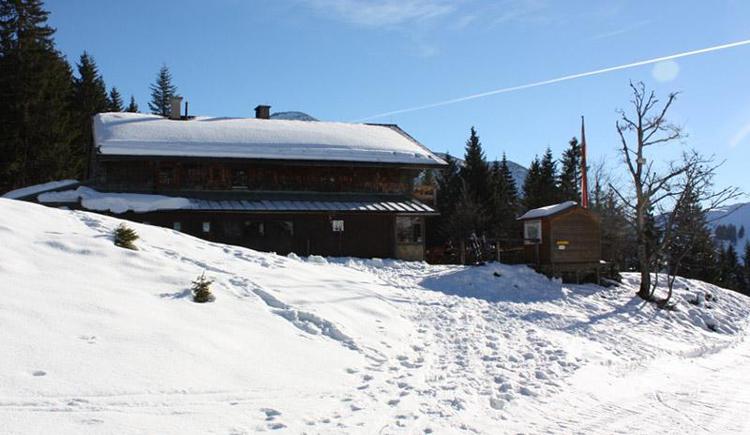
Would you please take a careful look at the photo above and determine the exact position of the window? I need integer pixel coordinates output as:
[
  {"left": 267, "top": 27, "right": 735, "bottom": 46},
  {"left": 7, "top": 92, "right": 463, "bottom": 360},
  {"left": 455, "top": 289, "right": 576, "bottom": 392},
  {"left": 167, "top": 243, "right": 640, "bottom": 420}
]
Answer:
[
  {"left": 173, "top": 222, "right": 182, "bottom": 232},
  {"left": 396, "top": 217, "right": 423, "bottom": 244},
  {"left": 524, "top": 220, "right": 541, "bottom": 244},
  {"left": 244, "top": 221, "right": 264, "bottom": 237},
  {"left": 202, "top": 222, "right": 211, "bottom": 233},
  {"left": 232, "top": 169, "right": 248, "bottom": 188},
  {"left": 223, "top": 221, "right": 242, "bottom": 238},
  {"left": 158, "top": 167, "right": 174, "bottom": 186}
]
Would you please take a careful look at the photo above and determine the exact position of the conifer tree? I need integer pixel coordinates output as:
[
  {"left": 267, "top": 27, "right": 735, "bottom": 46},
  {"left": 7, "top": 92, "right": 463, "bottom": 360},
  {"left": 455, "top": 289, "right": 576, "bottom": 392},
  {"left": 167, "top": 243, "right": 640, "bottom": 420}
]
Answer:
[
  {"left": 522, "top": 149, "right": 560, "bottom": 210},
  {"left": 489, "top": 154, "right": 520, "bottom": 241},
  {"left": 666, "top": 185, "right": 718, "bottom": 283},
  {"left": 442, "top": 181, "right": 487, "bottom": 244},
  {"left": 743, "top": 243, "right": 750, "bottom": 294},
  {"left": 114, "top": 223, "right": 139, "bottom": 250},
  {"left": 740, "top": 225, "right": 746, "bottom": 240},
  {"left": 191, "top": 272, "right": 215, "bottom": 303},
  {"left": 460, "top": 127, "right": 491, "bottom": 207},
  {"left": 72, "top": 51, "right": 109, "bottom": 178},
  {"left": 522, "top": 156, "right": 543, "bottom": 210},
  {"left": 108, "top": 86, "right": 124, "bottom": 112},
  {"left": 0, "top": 0, "right": 76, "bottom": 190},
  {"left": 126, "top": 95, "right": 139, "bottom": 112},
  {"left": 717, "top": 244, "right": 742, "bottom": 291},
  {"left": 539, "top": 147, "right": 560, "bottom": 204},
  {"left": 558, "top": 137, "right": 581, "bottom": 202},
  {"left": 148, "top": 65, "right": 177, "bottom": 116},
  {"left": 435, "top": 153, "right": 463, "bottom": 244}
]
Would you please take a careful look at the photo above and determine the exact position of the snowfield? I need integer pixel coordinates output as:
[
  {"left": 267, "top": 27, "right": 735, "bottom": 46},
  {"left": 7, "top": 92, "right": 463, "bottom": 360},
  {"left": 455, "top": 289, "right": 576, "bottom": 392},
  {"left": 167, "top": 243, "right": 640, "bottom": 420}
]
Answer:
[{"left": 1, "top": 199, "right": 750, "bottom": 434}]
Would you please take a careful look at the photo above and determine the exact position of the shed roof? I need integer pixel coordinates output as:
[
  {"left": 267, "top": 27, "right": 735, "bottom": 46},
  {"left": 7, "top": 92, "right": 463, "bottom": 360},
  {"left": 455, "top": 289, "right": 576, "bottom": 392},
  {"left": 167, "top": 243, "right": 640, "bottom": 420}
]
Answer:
[
  {"left": 517, "top": 201, "right": 578, "bottom": 220},
  {"left": 93, "top": 112, "right": 446, "bottom": 167}
]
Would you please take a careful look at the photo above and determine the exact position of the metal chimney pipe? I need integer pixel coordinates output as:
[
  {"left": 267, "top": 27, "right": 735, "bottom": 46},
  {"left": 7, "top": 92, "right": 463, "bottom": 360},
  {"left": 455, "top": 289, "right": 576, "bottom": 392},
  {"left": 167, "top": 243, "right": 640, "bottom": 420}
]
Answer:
[{"left": 169, "top": 96, "right": 183, "bottom": 120}]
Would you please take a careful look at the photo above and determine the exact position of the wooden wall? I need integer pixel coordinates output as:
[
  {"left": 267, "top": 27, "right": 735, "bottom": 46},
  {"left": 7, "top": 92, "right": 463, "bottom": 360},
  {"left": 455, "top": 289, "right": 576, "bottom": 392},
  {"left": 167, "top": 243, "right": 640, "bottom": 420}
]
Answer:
[
  {"left": 97, "top": 160, "right": 419, "bottom": 195},
  {"left": 121, "top": 210, "right": 399, "bottom": 259},
  {"left": 523, "top": 208, "right": 600, "bottom": 265},
  {"left": 548, "top": 209, "right": 601, "bottom": 264}
]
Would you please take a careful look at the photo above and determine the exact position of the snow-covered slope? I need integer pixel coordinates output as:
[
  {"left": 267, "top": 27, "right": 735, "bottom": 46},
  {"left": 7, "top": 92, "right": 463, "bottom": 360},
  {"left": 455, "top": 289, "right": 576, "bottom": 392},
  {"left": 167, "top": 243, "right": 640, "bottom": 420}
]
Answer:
[{"left": 2, "top": 199, "right": 750, "bottom": 434}]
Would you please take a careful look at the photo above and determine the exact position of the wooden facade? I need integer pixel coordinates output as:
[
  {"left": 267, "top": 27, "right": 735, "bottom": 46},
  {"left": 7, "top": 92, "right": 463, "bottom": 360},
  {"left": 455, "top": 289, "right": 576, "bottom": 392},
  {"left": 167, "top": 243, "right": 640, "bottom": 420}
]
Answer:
[
  {"left": 519, "top": 204, "right": 602, "bottom": 282},
  {"left": 121, "top": 210, "right": 426, "bottom": 259},
  {"left": 81, "top": 112, "right": 444, "bottom": 261},
  {"left": 95, "top": 158, "right": 418, "bottom": 195}
]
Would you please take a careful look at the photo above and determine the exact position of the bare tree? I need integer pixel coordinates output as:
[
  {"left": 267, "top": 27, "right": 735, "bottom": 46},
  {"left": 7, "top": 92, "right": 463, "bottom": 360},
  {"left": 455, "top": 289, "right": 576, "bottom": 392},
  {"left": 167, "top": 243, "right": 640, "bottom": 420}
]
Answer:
[{"left": 611, "top": 83, "right": 741, "bottom": 301}]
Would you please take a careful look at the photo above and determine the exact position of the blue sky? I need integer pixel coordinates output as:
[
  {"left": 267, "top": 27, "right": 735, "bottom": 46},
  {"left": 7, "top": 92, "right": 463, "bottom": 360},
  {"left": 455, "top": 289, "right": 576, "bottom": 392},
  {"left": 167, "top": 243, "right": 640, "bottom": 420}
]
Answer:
[{"left": 46, "top": 0, "right": 750, "bottom": 194}]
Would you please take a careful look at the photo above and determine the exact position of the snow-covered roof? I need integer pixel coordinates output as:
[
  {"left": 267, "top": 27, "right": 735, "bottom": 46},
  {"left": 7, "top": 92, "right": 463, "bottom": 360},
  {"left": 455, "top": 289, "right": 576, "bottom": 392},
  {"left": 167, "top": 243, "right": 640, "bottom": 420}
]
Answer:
[
  {"left": 1, "top": 179, "right": 78, "bottom": 200},
  {"left": 517, "top": 201, "right": 578, "bottom": 220},
  {"left": 93, "top": 112, "right": 446, "bottom": 166},
  {"left": 38, "top": 186, "right": 437, "bottom": 215}
]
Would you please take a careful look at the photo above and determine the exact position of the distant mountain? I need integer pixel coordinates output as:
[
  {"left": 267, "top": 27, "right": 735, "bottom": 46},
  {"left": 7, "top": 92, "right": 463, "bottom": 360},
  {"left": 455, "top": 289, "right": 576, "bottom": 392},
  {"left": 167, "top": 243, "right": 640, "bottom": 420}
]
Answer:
[
  {"left": 434, "top": 152, "right": 528, "bottom": 190},
  {"left": 270, "top": 111, "right": 318, "bottom": 121},
  {"left": 706, "top": 201, "right": 750, "bottom": 256}
]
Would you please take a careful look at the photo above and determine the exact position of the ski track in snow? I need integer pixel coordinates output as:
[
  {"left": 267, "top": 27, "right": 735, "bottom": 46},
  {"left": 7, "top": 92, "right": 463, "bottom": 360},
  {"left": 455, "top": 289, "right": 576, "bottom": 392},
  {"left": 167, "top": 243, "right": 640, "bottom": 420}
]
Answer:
[{"left": 1, "top": 200, "right": 750, "bottom": 434}]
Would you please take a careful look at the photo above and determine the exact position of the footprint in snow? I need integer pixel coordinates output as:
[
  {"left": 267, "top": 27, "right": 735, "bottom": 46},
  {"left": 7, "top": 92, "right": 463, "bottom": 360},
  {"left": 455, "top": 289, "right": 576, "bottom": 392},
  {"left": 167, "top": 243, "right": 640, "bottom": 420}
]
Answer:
[
  {"left": 32, "top": 370, "right": 46, "bottom": 377},
  {"left": 260, "top": 408, "right": 281, "bottom": 421}
]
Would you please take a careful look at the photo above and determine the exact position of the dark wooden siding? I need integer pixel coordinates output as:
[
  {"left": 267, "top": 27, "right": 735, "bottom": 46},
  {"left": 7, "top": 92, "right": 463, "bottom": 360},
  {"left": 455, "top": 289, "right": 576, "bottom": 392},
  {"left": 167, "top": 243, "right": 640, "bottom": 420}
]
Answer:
[
  {"left": 522, "top": 208, "right": 600, "bottom": 265},
  {"left": 121, "top": 210, "right": 396, "bottom": 259},
  {"left": 98, "top": 160, "right": 419, "bottom": 195},
  {"left": 548, "top": 209, "right": 601, "bottom": 264}
]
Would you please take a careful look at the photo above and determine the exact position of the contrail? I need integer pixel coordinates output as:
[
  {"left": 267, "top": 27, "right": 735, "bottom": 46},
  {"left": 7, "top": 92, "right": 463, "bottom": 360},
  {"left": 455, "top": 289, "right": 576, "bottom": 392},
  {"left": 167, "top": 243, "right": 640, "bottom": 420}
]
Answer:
[{"left": 354, "top": 38, "right": 750, "bottom": 122}]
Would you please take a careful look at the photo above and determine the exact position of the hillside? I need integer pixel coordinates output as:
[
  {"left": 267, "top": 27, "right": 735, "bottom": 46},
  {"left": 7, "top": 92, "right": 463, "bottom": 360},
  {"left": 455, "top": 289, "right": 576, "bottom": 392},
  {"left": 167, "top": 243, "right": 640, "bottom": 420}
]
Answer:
[{"left": 2, "top": 199, "right": 750, "bottom": 434}]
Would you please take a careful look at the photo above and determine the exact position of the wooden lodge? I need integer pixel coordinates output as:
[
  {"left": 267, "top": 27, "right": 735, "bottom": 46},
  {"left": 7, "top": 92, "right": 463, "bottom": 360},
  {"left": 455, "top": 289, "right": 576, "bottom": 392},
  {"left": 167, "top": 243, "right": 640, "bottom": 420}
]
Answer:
[
  {"left": 28, "top": 104, "right": 447, "bottom": 261},
  {"left": 517, "top": 201, "right": 602, "bottom": 282}
]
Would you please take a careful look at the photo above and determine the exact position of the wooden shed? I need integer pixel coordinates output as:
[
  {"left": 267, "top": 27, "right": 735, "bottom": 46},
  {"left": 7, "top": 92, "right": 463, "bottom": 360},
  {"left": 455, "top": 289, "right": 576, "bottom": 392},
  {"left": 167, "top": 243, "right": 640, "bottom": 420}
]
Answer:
[{"left": 517, "top": 201, "right": 602, "bottom": 282}]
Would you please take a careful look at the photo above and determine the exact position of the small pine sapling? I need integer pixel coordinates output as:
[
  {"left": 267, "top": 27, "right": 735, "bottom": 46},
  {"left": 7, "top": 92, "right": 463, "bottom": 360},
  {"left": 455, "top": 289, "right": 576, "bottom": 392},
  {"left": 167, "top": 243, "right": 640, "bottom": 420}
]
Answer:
[
  {"left": 114, "top": 223, "right": 139, "bottom": 250},
  {"left": 191, "top": 272, "right": 214, "bottom": 303}
]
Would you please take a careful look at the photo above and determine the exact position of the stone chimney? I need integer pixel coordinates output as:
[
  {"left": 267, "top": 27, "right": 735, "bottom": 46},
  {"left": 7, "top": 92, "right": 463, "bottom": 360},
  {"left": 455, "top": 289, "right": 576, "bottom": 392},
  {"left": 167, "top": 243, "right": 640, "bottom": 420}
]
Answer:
[
  {"left": 169, "top": 96, "right": 183, "bottom": 120},
  {"left": 255, "top": 105, "right": 271, "bottom": 120}
]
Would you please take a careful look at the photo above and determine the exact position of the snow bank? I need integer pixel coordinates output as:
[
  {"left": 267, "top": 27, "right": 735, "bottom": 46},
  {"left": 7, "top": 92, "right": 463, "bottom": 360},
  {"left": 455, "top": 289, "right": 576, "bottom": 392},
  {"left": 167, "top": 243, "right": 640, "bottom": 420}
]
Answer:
[
  {"left": 2, "top": 199, "right": 749, "bottom": 434},
  {"left": 38, "top": 186, "right": 191, "bottom": 213}
]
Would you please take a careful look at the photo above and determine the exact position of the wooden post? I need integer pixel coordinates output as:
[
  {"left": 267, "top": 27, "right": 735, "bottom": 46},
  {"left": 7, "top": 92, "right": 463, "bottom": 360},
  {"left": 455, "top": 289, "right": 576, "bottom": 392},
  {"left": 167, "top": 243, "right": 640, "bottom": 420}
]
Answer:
[{"left": 459, "top": 240, "right": 466, "bottom": 265}]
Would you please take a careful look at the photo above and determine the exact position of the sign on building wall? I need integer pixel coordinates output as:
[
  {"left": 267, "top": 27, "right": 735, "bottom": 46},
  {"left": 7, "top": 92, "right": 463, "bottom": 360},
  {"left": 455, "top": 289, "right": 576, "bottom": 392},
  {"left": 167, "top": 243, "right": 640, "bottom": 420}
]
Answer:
[{"left": 331, "top": 219, "right": 344, "bottom": 232}]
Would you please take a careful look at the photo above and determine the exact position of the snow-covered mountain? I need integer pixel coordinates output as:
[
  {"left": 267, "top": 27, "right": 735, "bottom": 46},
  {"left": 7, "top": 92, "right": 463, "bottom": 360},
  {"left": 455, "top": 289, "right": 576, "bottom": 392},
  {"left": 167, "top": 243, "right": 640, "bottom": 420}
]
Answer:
[
  {"left": 2, "top": 199, "right": 750, "bottom": 434},
  {"left": 434, "top": 152, "right": 528, "bottom": 188},
  {"left": 707, "top": 201, "right": 750, "bottom": 254},
  {"left": 270, "top": 111, "right": 318, "bottom": 121}
]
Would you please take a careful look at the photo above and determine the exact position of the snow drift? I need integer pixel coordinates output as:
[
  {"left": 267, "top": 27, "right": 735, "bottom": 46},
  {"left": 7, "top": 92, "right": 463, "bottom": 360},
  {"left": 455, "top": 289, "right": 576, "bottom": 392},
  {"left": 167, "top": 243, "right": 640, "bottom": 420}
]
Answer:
[{"left": 1, "top": 199, "right": 749, "bottom": 434}]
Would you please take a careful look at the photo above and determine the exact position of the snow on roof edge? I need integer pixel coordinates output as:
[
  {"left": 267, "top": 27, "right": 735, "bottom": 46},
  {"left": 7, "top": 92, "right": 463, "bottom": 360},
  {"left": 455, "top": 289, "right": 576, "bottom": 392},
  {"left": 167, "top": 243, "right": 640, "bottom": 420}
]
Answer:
[
  {"left": 517, "top": 201, "right": 578, "bottom": 220},
  {"left": 2, "top": 179, "right": 79, "bottom": 199}
]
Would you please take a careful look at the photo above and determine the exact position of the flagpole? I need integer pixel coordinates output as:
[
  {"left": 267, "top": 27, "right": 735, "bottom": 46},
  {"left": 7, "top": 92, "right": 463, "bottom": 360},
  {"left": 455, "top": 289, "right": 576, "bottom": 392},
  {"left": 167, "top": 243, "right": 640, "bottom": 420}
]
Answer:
[{"left": 580, "top": 116, "right": 589, "bottom": 209}]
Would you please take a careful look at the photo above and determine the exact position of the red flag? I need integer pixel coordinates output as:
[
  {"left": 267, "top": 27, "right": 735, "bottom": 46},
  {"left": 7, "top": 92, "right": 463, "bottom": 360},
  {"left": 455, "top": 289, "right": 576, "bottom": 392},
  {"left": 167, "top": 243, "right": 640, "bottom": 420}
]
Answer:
[{"left": 580, "top": 116, "right": 589, "bottom": 209}]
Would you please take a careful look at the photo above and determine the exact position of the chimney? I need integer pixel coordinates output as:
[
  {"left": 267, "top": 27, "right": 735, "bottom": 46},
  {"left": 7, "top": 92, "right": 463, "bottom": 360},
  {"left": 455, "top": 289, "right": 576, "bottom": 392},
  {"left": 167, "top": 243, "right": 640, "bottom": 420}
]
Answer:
[
  {"left": 255, "top": 105, "right": 271, "bottom": 120},
  {"left": 169, "top": 96, "right": 183, "bottom": 120}
]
